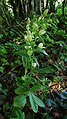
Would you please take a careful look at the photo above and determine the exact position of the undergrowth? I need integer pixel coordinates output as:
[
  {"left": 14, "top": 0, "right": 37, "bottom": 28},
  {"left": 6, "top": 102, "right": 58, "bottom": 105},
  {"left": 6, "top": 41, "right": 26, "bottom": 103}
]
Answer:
[{"left": 0, "top": 9, "right": 67, "bottom": 119}]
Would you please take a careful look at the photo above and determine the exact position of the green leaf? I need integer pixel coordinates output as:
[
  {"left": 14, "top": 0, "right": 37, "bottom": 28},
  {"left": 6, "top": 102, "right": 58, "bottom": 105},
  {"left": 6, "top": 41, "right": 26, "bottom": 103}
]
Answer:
[
  {"left": 54, "top": 64, "right": 60, "bottom": 71},
  {"left": 10, "top": 110, "right": 25, "bottom": 119},
  {"left": 64, "top": 115, "right": 67, "bottom": 119},
  {"left": 43, "top": 9, "right": 48, "bottom": 16},
  {"left": 15, "top": 86, "right": 28, "bottom": 95},
  {"left": 27, "top": 18, "right": 31, "bottom": 25},
  {"left": 40, "top": 49, "right": 48, "bottom": 56},
  {"left": 0, "top": 83, "right": 2, "bottom": 91},
  {"left": 65, "top": 57, "right": 67, "bottom": 62},
  {"left": 33, "top": 67, "right": 54, "bottom": 73},
  {"left": 36, "top": 48, "right": 48, "bottom": 56},
  {"left": 0, "top": 46, "right": 7, "bottom": 54},
  {"left": 38, "top": 16, "right": 42, "bottom": 22},
  {"left": 10, "top": 117, "right": 17, "bottom": 119},
  {"left": 31, "top": 84, "right": 41, "bottom": 92},
  {"left": 13, "top": 95, "right": 26, "bottom": 108},
  {"left": 29, "top": 92, "right": 45, "bottom": 113},
  {"left": 39, "top": 30, "right": 46, "bottom": 35},
  {"left": 0, "top": 34, "right": 3, "bottom": 39},
  {"left": 16, "top": 110, "right": 25, "bottom": 119},
  {"left": 0, "top": 67, "right": 4, "bottom": 73},
  {"left": 32, "top": 94, "right": 45, "bottom": 108},
  {"left": 29, "top": 93, "right": 38, "bottom": 113}
]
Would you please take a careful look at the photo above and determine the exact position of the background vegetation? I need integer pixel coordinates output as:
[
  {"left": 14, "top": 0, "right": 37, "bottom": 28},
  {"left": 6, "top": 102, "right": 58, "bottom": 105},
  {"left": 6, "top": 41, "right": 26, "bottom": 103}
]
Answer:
[{"left": 0, "top": 0, "right": 67, "bottom": 119}]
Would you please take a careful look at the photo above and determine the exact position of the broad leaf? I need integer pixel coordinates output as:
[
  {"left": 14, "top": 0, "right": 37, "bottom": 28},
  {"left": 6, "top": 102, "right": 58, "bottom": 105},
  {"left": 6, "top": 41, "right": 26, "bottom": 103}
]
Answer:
[
  {"left": 29, "top": 92, "right": 45, "bottom": 113},
  {"left": 0, "top": 34, "right": 3, "bottom": 38},
  {"left": 13, "top": 95, "right": 26, "bottom": 108},
  {"left": 31, "top": 84, "right": 41, "bottom": 92},
  {"left": 0, "top": 67, "right": 4, "bottom": 73},
  {"left": 15, "top": 86, "right": 28, "bottom": 95},
  {"left": 43, "top": 9, "right": 48, "bottom": 16},
  {"left": 32, "top": 94, "right": 45, "bottom": 108},
  {"left": 29, "top": 93, "right": 38, "bottom": 113},
  {"left": 16, "top": 110, "right": 25, "bottom": 119},
  {"left": 10, "top": 110, "right": 25, "bottom": 119}
]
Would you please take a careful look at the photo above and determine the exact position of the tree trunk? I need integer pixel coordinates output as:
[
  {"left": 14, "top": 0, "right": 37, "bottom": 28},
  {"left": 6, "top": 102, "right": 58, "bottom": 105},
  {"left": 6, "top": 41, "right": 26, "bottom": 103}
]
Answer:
[
  {"left": 34, "top": 0, "right": 36, "bottom": 11},
  {"left": 49, "top": 0, "right": 55, "bottom": 13},
  {"left": 18, "top": 0, "right": 24, "bottom": 18},
  {"left": 9, "top": 0, "right": 17, "bottom": 17},
  {"left": 28, "top": 0, "right": 32, "bottom": 14},
  {"left": 40, "top": 0, "right": 42, "bottom": 14},
  {"left": 62, "top": 0, "right": 65, "bottom": 16},
  {"left": 49, "top": 0, "right": 53, "bottom": 13},
  {"left": 42, "top": 0, "right": 44, "bottom": 12},
  {"left": 46, "top": 0, "right": 48, "bottom": 9}
]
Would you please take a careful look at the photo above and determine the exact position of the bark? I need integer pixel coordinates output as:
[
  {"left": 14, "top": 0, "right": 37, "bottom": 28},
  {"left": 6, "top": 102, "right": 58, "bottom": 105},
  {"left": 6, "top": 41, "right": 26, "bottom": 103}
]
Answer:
[
  {"left": 29, "top": 0, "right": 32, "bottom": 11},
  {"left": 37, "top": 0, "right": 42, "bottom": 14},
  {"left": 42, "top": 0, "right": 44, "bottom": 12},
  {"left": 46, "top": 0, "right": 48, "bottom": 9},
  {"left": 49, "top": 0, "right": 55, "bottom": 13},
  {"left": 9, "top": 0, "right": 17, "bottom": 17},
  {"left": 40, "top": 0, "right": 42, "bottom": 14},
  {"left": 34, "top": 0, "right": 36, "bottom": 11},
  {"left": 49, "top": 0, "right": 53, "bottom": 13},
  {"left": 18, "top": 0, "right": 24, "bottom": 18},
  {"left": 62, "top": 0, "right": 65, "bottom": 16}
]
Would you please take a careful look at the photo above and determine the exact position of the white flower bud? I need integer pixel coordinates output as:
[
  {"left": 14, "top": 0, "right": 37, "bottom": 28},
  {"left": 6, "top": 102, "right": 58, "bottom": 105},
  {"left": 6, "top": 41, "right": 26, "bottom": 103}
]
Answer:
[
  {"left": 32, "top": 63, "right": 36, "bottom": 68},
  {"left": 38, "top": 43, "right": 43, "bottom": 48}
]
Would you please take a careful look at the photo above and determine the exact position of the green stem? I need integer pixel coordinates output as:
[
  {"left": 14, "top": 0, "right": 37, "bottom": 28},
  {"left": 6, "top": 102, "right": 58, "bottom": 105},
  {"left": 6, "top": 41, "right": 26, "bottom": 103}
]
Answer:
[{"left": 25, "top": 57, "right": 28, "bottom": 75}]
